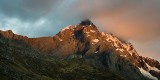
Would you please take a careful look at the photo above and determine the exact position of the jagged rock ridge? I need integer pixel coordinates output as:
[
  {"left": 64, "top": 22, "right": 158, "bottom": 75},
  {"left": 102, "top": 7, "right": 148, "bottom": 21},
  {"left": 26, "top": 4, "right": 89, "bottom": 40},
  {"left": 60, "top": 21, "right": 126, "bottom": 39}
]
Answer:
[{"left": 0, "top": 20, "right": 160, "bottom": 80}]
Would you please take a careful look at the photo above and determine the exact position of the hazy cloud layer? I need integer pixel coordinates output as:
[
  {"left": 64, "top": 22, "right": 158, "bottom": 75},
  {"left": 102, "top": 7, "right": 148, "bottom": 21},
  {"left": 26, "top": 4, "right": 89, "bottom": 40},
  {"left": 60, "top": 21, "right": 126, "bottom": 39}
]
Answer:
[
  {"left": 0, "top": 0, "right": 159, "bottom": 61},
  {"left": 73, "top": 0, "right": 160, "bottom": 60},
  {"left": 0, "top": 0, "right": 62, "bottom": 21},
  {"left": 0, "top": 0, "right": 80, "bottom": 36},
  {"left": 73, "top": 0, "right": 160, "bottom": 42}
]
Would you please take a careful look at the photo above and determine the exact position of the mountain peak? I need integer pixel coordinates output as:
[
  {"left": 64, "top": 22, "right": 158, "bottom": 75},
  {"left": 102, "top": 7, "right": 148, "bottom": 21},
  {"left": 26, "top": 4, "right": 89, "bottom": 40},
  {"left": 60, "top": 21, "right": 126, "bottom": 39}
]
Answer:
[
  {"left": 0, "top": 20, "right": 160, "bottom": 80},
  {"left": 0, "top": 30, "right": 13, "bottom": 34},
  {"left": 6, "top": 30, "right": 14, "bottom": 34},
  {"left": 80, "top": 19, "right": 93, "bottom": 26}
]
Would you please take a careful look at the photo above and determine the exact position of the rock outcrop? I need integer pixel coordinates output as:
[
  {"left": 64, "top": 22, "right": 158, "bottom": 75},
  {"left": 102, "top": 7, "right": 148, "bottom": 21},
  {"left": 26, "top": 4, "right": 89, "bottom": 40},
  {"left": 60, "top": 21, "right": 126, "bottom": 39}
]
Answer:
[{"left": 0, "top": 20, "right": 159, "bottom": 80}]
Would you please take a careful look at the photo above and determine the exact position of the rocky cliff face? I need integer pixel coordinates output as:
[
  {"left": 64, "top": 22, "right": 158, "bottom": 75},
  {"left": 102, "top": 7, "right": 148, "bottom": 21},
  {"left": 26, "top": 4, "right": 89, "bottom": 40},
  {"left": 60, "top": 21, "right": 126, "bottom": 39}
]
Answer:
[{"left": 0, "top": 20, "right": 159, "bottom": 80}]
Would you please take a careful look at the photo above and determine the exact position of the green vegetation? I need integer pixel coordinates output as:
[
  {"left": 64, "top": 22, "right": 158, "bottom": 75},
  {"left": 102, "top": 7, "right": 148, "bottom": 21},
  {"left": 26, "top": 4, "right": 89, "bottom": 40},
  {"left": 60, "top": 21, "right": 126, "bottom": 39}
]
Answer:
[{"left": 0, "top": 37, "right": 125, "bottom": 80}]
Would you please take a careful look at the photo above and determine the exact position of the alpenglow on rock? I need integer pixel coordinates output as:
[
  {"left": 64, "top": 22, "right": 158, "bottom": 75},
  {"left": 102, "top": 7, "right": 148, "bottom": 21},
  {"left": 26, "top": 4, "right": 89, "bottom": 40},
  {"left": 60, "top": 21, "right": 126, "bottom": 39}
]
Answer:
[{"left": 0, "top": 20, "right": 159, "bottom": 80}]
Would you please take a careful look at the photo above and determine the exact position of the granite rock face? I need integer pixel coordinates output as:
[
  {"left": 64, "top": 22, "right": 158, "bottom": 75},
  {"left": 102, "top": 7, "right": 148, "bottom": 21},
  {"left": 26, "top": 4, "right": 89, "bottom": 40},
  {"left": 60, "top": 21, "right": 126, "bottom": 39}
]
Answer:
[{"left": 0, "top": 20, "right": 159, "bottom": 80}]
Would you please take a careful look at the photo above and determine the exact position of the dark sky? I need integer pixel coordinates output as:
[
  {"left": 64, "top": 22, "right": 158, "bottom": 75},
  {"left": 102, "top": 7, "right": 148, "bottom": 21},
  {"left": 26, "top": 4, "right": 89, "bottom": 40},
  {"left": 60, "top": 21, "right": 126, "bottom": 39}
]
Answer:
[{"left": 0, "top": 0, "right": 160, "bottom": 61}]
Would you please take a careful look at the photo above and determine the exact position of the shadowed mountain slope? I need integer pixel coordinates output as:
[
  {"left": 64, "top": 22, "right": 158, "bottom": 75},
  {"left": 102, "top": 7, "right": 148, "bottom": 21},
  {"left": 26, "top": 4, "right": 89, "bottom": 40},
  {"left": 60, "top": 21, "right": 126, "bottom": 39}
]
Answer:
[{"left": 0, "top": 20, "right": 159, "bottom": 80}]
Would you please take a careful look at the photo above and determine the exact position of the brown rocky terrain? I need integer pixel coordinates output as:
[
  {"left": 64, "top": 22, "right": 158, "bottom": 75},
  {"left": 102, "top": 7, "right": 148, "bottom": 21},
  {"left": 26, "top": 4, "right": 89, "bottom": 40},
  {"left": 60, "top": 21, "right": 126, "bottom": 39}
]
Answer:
[{"left": 0, "top": 19, "right": 160, "bottom": 80}]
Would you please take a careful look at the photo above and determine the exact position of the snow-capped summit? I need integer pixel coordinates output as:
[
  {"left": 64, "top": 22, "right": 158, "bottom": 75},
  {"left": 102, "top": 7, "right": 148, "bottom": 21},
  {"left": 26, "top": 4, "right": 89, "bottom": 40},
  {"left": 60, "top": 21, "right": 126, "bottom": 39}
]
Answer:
[{"left": 0, "top": 20, "right": 159, "bottom": 80}]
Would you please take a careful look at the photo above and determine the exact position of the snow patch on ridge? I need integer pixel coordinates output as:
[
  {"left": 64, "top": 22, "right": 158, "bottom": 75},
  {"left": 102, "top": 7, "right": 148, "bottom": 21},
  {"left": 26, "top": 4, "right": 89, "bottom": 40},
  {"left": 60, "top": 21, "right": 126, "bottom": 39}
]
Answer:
[
  {"left": 86, "top": 35, "right": 90, "bottom": 37},
  {"left": 86, "top": 32, "right": 90, "bottom": 34},
  {"left": 146, "top": 63, "right": 160, "bottom": 72},
  {"left": 104, "top": 33, "right": 120, "bottom": 48},
  {"left": 92, "top": 39, "right": 99, "bottom": 45},
  {"left": 92, "top": 39, "right": 99, "bottom": 43},
  {"left": 95, "top": 51, "right": 98, "bottom": 54},
  {"left": 116, "top": 48, "right": 124, "bottom": 52},
  {"left": 90, "top": 30, "right": 95, "bottom": 33},
  {"left": 61, "top": 25, "right": 73, "bottom": 32},
  {"left": 138, "top": 67, "right": 158, "bottom": 80},
  {"left": 101, "top": 32, "right": 138, "bottom": 56},
  {"left": 120, "top": 55, "right": 127, "bottom": 57},
  {"left": 101, "top": 32, "right": 106, "bottom": 36}
]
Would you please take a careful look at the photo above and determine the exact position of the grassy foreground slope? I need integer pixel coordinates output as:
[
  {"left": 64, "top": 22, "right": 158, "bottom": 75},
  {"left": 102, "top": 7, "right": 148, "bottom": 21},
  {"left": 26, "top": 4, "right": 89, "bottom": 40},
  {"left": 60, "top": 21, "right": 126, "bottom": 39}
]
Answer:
[{"left": 0, "top": 37, "right": 125, "bottom": 80}]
